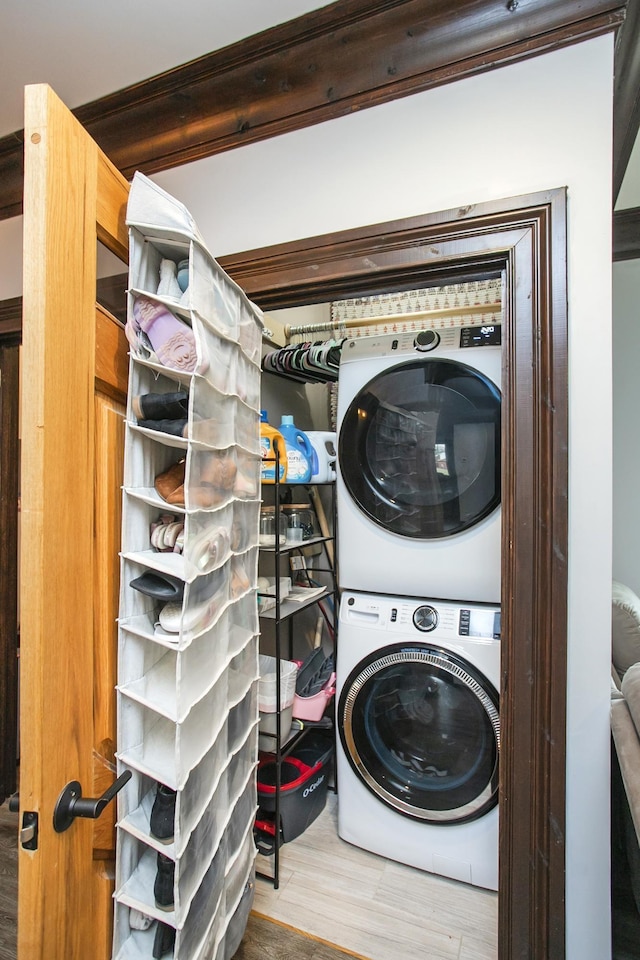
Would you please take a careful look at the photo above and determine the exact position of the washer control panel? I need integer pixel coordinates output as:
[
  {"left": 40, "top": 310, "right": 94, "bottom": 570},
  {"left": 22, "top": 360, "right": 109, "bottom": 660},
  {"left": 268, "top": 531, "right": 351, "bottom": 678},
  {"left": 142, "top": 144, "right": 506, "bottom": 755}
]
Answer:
[
  {"left": 342, "top": 592, "right": 501, "bottom": 640},
  {"left": 458, "top": 606, "right": 501, "bottom": 639}
]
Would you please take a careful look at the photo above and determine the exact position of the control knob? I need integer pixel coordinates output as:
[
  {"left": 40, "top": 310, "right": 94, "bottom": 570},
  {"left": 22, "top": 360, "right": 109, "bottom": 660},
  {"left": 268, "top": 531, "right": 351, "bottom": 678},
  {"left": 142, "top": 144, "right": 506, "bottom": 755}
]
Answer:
[
  {"left": 413, "top": 604, "right": 438, "bottom": 632},
  {"left": 414, "top": 329, "right": 440, "bottom": 352}
]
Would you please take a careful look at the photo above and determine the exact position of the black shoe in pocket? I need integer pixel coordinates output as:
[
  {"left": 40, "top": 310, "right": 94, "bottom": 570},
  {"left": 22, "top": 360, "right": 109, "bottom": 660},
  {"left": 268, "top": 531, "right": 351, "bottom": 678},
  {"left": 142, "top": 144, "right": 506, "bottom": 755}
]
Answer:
[{"left": 129, "top": 571, "right": 184, "bottom": 602}]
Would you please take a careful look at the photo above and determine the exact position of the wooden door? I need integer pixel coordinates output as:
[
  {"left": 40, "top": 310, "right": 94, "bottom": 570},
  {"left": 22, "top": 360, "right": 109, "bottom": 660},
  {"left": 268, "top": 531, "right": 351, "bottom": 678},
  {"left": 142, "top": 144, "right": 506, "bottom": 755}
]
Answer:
[{"left": 19, "top": 84, "right": 130, "bottom": 960}]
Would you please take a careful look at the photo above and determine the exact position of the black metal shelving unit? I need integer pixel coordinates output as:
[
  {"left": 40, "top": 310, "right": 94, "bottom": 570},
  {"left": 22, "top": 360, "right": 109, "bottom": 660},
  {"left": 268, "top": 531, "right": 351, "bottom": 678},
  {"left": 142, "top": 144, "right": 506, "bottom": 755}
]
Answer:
[{"left": 255, "top": 458, "right": 337, "bottom": 888}]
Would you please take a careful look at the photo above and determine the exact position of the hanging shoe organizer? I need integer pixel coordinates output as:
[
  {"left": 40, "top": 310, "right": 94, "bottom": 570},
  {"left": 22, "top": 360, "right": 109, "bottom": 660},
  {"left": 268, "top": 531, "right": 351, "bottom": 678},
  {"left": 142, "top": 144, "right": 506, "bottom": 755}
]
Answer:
[{"left": 113, "top": 173, "right": 263, "bottom": 960}]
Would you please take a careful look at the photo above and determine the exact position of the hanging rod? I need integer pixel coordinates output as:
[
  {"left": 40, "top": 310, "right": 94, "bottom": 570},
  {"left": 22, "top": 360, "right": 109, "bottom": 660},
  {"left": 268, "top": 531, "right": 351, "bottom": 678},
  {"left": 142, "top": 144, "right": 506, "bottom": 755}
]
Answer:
[{"left": 284, "top": 301, "right": 501, "bottom": 340}]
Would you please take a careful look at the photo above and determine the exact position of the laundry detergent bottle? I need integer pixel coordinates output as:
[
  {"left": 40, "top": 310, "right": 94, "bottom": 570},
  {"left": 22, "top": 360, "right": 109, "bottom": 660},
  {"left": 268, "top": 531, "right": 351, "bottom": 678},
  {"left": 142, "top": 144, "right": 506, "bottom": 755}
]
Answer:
[
  {"left": 260, "top": 410, "right": 287, "bottom": 483},
  {"left": 279, "top": 415, "right": 313, "bottom": 483}
]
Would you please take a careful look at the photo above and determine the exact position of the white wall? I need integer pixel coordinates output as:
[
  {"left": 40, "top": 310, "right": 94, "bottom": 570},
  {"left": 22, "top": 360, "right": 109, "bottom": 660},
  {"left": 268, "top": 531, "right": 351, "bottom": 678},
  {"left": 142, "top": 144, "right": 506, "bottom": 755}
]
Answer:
[
  {"left": 0, "top": 216, "right": 23, "bottom": 300},
  {"left": 0, "top": 35, "right": 615, "bottom": 958},
  {"left": 613, "top": 258, "right": 640, "bottom": 594}
]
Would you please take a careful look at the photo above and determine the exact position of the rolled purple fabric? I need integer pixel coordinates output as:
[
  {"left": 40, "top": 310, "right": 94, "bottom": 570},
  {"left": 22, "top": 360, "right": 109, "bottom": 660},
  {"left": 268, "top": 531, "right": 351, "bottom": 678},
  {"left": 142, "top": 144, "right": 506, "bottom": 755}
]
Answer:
[{"left": 132, "top": 295, "right": 197, "bottom": 372}]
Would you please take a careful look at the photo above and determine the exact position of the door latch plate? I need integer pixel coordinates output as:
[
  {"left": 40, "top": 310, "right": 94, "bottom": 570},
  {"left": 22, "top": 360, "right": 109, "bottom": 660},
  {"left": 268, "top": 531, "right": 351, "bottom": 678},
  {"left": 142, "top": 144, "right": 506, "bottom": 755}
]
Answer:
[{"left": 20, "top": 811, "right": 38, "bottom": 850}]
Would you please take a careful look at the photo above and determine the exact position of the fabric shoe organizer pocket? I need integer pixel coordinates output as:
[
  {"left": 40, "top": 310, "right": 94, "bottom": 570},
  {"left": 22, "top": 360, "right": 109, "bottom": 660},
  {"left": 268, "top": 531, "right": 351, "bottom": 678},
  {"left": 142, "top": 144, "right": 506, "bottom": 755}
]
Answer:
[
  {"left": 127, "top": 354, "right": 258, "bottom": 455},
  {"left": 185, "top": 445, "right": 241, "bottom": 511},
  {"left": 115, "top": 711, "right": 257, "bottom": 946},
  {"left": 237, "top": 298, "right": 263, "bottom": 367},
  {"left": 117, "top": 718, "right": 253, "bottom": 861},
  {"left": 112, "top": 750, "right": 255, "bottom": 960},
  {"left": 235, "top": 348, "right": 261, "bottom": 411},
  {"left": 117, "top": 607, "right": 254, "bottom": 725},
  {"left": 117, "top": 668, "right": 230, "bottom": 792},
  {"left": 190, "top": 319, "right": 239, "bottom": 398},
  {"left": 230, "top": 546, "right": 258, "bottom": 603},
  {"left": 126, "top": 291, "right": 198, "bottom": 375},
  {"left": 175, "top": 814, "right": 256, "bottom": 960},
  {"left": 128, "top": 226, "right": 190, "bottom": 303},
  {"left": 221, "top": 875, "right": 256, "bottom": 960},
  {"left": 119, "top": 555, "right": 229, "bottom": 647},
  {"left": 228, "top": 499, "right": 260, "bottom": 556},
  {"left": 117, "top": 588, "right": 259, "bottom": 788},
  {"left": 121, "top": 495, "right": 233, "bottom": 579},
  {"left": 228, "top": 682, "right": 259, "bottom": 756},
  {"left": 189, "top": 242, "right": 239, "bottom": 341},
  {"left": 187, "top": 379, "right": 255, "bottom": 452}
]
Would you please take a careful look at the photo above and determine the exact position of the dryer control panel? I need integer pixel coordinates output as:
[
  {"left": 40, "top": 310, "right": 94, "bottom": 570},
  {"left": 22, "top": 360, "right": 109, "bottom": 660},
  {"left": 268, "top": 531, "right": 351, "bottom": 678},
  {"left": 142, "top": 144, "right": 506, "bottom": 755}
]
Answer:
[
  {"left": 460, "top": 325, "right": 502, "bottom": 348},
  {"left": 340, "top": 324, "right": 502, "bottom": 363}
]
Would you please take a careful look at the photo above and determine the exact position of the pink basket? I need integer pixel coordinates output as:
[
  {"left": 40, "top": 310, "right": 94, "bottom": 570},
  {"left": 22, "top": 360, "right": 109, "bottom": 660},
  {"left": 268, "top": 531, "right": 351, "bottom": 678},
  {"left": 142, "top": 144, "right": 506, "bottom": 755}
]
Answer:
[{"left": 292, "top": 672, "right": 336, "bottom": 721}]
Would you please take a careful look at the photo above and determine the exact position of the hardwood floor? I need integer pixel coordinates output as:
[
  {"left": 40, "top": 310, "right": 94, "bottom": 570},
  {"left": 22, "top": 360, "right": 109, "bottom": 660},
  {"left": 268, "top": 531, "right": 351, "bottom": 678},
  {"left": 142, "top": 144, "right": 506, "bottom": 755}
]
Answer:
[
  {"left": 0, "top": 802, "right": 17, "bottom": 960},
  {"left": 235, "top": 914, "right": 362, "bottom": 960}
]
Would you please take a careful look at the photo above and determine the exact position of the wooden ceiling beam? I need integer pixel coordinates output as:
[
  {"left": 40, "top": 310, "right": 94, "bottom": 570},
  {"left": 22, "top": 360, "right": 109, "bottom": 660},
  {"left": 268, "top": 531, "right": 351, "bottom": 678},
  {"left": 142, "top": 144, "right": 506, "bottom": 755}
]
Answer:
[
  {"left": 0, "top": 0, "right": 628, "bottom": 222},
  {"left": 613, "top": 0, "right": 640, "bottom": 200}
]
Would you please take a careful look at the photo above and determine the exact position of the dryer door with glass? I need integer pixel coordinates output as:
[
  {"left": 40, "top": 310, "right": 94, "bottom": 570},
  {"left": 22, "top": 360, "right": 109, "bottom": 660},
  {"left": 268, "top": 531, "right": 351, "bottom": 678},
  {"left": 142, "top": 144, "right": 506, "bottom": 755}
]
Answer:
[
  {"left": 338, "top": 642, "right": 500, "bottom": 824},
  {"left": 338, "top": 357, "right": 501, "bottom": 539}
]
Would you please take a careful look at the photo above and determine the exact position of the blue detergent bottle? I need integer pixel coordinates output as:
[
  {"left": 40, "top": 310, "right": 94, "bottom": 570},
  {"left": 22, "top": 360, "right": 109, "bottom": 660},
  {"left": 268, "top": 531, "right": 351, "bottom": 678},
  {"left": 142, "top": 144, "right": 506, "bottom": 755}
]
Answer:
[{"left": 278, "top": 415, "right": 314, "bottom": 483}]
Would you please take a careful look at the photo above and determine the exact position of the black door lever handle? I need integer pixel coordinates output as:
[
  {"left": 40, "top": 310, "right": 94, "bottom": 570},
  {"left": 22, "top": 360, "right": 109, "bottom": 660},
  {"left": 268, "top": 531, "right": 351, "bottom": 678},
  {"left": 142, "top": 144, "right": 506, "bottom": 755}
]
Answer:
[{"left": 53, "top": 769, "right": 132, "bottom": 833}]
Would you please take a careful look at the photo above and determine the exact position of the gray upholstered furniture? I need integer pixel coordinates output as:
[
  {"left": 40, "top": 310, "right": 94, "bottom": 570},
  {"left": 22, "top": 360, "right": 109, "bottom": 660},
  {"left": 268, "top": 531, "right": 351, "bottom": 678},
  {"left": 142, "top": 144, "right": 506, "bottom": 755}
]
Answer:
[{"left": 611, "top": 580, "right": 640, "bottom": 910}]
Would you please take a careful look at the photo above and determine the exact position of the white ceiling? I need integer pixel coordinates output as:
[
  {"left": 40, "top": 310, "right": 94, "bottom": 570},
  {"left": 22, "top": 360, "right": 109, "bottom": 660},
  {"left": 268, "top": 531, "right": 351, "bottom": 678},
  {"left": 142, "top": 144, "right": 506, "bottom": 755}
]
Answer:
[
  {"left": 2, "top": 0, "right": 639, "bottom": 209},
  {"left": 0, "top": 0, "right": 332, "bottom": 137}
]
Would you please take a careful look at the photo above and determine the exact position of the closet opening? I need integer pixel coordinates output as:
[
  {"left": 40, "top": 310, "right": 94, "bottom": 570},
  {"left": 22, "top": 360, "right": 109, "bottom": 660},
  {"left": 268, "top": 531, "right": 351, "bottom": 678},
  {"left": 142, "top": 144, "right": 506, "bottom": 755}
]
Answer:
[{"left": 220, "top": 187, "right": 569, "bottom": 960}]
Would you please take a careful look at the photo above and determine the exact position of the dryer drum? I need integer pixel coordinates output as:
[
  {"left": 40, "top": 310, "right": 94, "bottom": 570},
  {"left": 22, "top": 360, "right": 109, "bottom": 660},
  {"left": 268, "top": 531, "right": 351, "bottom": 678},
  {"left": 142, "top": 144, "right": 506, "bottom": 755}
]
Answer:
[
  {"left": 338, "top": 644, "right": 499, "bottom": 824},
  {"left": 338, "top": 358, "right": 501, "bottom": 540}
]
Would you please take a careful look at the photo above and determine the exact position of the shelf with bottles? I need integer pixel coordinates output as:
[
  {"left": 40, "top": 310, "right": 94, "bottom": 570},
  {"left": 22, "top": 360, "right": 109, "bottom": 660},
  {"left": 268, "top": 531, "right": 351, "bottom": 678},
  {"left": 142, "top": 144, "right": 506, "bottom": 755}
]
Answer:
[{"left": 257, "top": 476, "right": 337, "bottom": 617}]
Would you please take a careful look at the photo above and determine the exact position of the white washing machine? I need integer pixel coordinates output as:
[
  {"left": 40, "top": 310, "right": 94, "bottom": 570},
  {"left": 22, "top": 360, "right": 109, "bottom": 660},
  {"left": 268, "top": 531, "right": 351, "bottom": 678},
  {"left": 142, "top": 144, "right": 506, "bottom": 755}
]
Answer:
[
  {"left": 336, "top": 590, "right": 500, "bottom": 891},
  {"left": 336, "top": 324, "right": 502, "bottom": 603}
]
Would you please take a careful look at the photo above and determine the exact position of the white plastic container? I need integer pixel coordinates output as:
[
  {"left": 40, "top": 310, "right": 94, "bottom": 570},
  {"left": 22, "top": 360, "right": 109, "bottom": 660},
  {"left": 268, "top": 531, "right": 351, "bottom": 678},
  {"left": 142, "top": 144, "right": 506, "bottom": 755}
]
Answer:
[
  {"left": 258, "top": 655, "right": 298, "bottom": 748},
  {"left": 306, "top": 431, "right": 337, "bottom": 482},
  {"left": 258, "top": 655, "right": 297, "bottom": 712},
  {"left": 257, "top": 576, "right": 291, "bottom": 599}
]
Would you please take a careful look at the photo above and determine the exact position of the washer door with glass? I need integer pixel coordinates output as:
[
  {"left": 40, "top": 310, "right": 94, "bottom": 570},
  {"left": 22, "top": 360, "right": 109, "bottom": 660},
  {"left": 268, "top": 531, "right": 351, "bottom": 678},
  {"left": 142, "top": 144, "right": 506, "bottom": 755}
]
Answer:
[
  {"left": 338, "top": 643, "right": 499, "bottom": 824},
  {"left": 338, "top": 358, "right": 500, "bottom": 539}
]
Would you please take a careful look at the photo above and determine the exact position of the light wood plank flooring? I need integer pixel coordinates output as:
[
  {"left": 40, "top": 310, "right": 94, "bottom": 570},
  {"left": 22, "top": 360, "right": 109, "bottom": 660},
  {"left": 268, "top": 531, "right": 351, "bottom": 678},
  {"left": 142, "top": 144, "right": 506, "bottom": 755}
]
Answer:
[
  {"left": 0, "top": 794, "right": 497, "bottom": 960},
  {"left": 255, "top": 793, "right": 498, "bottom": 960}
]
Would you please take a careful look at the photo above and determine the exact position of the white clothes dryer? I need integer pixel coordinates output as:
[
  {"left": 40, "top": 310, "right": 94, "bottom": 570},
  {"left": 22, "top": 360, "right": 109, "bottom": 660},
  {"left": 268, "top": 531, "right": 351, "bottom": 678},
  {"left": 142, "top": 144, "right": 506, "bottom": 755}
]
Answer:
[
  {"left": 336, "top": 590, "right": 500, "bottom": 891},
  {"left": 336, "top": 324, "right": 502, "bottom": 603}
]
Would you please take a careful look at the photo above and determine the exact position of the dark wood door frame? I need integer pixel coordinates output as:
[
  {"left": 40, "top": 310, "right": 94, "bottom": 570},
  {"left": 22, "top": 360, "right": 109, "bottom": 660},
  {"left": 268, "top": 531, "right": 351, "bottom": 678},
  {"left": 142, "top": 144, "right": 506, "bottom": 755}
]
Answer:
[
  {"left": 0, "top": 336, "right": 20, "bottom": 803},
  {"left": 220, "top": 188, "right": 569, "bottom": 960}
]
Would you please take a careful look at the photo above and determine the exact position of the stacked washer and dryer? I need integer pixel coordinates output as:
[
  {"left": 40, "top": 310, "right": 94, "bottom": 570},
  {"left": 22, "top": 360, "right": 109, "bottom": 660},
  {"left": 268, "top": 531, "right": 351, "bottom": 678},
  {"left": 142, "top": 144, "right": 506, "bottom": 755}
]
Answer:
[{"left": 334, "top": 323, "right": 502, "bottom": 891}]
